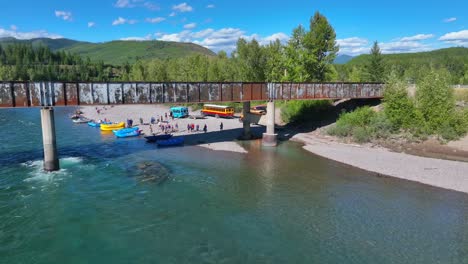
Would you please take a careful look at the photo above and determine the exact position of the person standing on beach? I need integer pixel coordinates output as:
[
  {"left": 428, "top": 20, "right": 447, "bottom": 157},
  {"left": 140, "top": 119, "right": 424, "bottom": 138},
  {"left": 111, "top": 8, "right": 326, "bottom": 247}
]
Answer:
[
  {"left": 196, "top": 124, "right": 199, "bottom": 132},
  {"left": 220, "top": 122, "right": 223, "bottom": 131},
  {"left": 203, "top": 124, "right": 207, "bottom": 133}
]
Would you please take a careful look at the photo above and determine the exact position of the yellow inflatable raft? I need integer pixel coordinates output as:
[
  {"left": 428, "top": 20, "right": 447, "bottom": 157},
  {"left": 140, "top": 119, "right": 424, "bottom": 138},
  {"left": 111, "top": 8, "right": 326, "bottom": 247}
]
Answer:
[{"left": 100, "top": 122, "right": 125, "bottom": 131}]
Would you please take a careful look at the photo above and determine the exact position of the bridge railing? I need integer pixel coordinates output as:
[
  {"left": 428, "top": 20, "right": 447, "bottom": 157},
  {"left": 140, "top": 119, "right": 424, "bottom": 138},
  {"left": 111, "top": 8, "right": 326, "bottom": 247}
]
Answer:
[{"left": 0, "top": 82, "right": 384, "bottom": 108}]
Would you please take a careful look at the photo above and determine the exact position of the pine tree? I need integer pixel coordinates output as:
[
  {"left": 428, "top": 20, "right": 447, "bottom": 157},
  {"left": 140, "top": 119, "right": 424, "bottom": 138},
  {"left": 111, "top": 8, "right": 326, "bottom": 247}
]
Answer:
[{"left": 366, "top": 41, "right": 385, "bottom": 82}]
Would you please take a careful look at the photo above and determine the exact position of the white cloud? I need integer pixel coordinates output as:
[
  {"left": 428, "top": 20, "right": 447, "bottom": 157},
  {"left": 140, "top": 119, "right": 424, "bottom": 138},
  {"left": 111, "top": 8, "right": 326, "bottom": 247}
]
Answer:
[
  {"left": 159, "top": 33, "right": 183, "bottom": 42},
  {"left": 120, "top": 35, "right": 152, "bottom": 41},
  {"left": 55, "top": 10, "right": 73, "bottom": 21},
  {"left": 337, "top": 37, "right": 368, "bottom": 47},
  {"left": 439, "top": 30, "right": 468, "bottom": 46},
  {"left": 115, "top": 0, "right": 159, "bottom": 10},
  {"left": 146, "top": 17, "right": 165, "bottom": 23},
  {"left": 336, "top": 37, "right": 369, "bottom": 55},
  {"left": 399, "top": 34, "right": 434, "bottom": 42},
  {"left": 0, "top": 27, "right": 63, "bottom": 39},
  {"left": 173, "top": 3, "right": 193, "bottom": 13},
  {"left": 380, "top": 41, "right": 430, "bottom": 53},
  {"left": 184, "top": 23, "right": 197, "bottom": 29},
  {"left": 144, "top": 2, "right": 160, "bottom": 11},
  {"left": 88, "top": 22, "right": 96, "bottom": 28},
  {"left": 337, "top": 35, "right": 437, "bottom": 55},
  {"left": 443, "top": 17, "right": 457, "bottom": 23},
  {"left": 156, "top": 28, "right": 289, "bottom": 53},
  {"left": 112, "top": 17, "right": 137, "bottom": 26},
  {"left": 169, "top": 12, "right": 177, "bottom": 17},
  {"left": 115, "top": 0, "right": 133, "bottom": 8},
  {"left": 260, "top": 32, "right": 290, "bottom": 45},
  {"left": 10, "top": 25, "right": 17, "bottom": 31},
  {"left": 206, "top": 4, "right": 215, "bottom": 8}
]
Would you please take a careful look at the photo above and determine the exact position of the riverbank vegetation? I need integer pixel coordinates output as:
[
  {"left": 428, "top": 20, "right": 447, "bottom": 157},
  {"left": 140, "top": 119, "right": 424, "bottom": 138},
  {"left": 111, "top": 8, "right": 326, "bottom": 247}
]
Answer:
[{"left": 328, "top": 70, "right": 468, "bottom": 143}]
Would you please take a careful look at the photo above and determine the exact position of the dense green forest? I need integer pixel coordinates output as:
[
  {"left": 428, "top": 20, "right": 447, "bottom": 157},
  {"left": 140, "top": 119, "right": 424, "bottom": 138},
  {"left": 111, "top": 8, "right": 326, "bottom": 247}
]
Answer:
[
  {"left": 0, "top": 11, "right": 467, "bottom": 84},
  {"left": 0, "top": 43, "right": 115, "bottom": 81}
]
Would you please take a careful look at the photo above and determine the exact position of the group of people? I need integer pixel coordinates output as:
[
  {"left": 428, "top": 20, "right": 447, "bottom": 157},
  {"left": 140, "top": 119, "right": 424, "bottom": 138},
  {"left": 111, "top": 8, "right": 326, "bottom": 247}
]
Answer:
[
  {"left": 186, "top": 123, "right": 208, "bottom": 133},
  {"left": 124, "top": 111, "right": 225, "bottom": 136}
]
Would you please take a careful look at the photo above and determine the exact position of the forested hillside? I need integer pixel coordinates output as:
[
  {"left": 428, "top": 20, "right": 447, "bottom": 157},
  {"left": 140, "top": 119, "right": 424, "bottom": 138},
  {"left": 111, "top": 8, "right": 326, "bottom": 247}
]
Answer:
[
  {"left": 337, "top": 47, "right": 468, "bottom": 84},
  {"left": 0, "top": 38, "right": 216, "bottom": 65}
]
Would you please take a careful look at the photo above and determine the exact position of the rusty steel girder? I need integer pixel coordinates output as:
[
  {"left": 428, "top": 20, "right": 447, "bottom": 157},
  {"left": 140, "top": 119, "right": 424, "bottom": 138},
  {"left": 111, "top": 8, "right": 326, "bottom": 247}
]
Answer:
[{"left": 0, "top": 82, "right": 384, "bottom": 108}]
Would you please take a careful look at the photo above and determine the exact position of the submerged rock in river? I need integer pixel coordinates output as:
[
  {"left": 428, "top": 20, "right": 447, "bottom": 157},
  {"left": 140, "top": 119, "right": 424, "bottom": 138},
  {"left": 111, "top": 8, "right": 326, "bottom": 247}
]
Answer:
[{"left": 133, "top": 161, "right": 170, "bottom": 185}]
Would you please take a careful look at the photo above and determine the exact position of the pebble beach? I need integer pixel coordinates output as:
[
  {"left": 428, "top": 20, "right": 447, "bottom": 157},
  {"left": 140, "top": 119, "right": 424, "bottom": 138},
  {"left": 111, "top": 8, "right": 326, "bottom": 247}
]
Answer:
[{"left": 78, "top": 104, "right": 250, "bottom": 153}]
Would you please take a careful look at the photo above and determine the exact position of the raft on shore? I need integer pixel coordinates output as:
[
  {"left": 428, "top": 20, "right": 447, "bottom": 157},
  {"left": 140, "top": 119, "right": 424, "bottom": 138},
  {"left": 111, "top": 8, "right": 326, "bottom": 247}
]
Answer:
[{"left": 100, "top": 122, "right": 125, "bottom": 131}]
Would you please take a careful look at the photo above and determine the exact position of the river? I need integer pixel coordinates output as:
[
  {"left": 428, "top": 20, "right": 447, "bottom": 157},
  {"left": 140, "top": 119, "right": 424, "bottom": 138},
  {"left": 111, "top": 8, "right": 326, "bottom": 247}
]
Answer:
[{"left": 1, "top": 107, "right": 467, "bottom": 263}]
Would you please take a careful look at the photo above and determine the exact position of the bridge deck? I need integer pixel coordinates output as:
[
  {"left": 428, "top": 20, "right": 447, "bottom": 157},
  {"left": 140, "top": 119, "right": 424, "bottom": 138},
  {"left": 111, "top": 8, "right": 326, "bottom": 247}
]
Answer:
[{"left": 0, "top": 82, "right": 384, "bottom": 108}]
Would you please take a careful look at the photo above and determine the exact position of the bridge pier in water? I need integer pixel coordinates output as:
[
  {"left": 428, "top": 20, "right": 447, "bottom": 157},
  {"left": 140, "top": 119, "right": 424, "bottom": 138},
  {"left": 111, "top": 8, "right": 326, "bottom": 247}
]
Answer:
[
  {"left": 262, "top": 101, "right": 277, "bottom": 147},
  {"left": 40, "top": 107, "right": 60, "bottom": 171},
  {"left": 241, "top": 101, "right": 252, "bottom": 139}
]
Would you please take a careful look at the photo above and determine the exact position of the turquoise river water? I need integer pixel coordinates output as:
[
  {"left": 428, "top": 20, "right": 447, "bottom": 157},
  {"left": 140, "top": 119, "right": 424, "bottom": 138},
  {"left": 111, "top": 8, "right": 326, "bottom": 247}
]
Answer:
[{"left": 1, "top": 107, "right": 468, "bottom": 264}]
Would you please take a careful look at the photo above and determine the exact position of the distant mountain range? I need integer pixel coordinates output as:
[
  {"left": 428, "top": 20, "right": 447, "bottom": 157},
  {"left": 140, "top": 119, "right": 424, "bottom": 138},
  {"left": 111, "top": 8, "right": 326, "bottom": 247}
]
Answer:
[
  {"left": 334, "top": 54, "right": 354, "bottom": 64},
  {"left": 0, "top": 37, "right": 216, "bottom": 65}
]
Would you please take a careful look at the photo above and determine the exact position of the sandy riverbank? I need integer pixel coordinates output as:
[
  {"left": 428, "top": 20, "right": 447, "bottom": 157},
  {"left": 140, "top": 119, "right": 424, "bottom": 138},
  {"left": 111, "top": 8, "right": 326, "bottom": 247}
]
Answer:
[
  {"left": 292, "top": 132, "right": 468, "bottom": 194},
  {"left": 78, "top": 105, "right": 251, "bottom": 153}
]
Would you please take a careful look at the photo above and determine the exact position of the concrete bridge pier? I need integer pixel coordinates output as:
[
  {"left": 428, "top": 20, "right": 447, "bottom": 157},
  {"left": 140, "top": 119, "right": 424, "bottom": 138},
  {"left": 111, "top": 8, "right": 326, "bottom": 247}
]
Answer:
[
  {"left": 241, "top": 101, "right": 252, "bottom": 139},
  {"left": 40, "top": 107, "right": 60, "bottom": 171},
  {"left": 262, "top": 101, "right": 277, "bottom": 147}
]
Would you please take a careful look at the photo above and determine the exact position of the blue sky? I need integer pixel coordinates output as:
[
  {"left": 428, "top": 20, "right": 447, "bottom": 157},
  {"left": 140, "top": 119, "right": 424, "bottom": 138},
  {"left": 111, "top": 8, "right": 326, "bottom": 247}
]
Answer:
[{"left": 0, "top": 0, "right": 467, "bottom": 55}]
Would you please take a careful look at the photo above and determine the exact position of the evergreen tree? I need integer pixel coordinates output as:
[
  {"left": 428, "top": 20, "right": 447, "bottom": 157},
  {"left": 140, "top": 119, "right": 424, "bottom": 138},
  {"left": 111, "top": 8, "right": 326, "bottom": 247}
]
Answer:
[
  {"left": 365, "top": 41, "right": 385, "bottom": 82},
  {"left": 305, "top": 11, "right": 338, "bottom": 81}
]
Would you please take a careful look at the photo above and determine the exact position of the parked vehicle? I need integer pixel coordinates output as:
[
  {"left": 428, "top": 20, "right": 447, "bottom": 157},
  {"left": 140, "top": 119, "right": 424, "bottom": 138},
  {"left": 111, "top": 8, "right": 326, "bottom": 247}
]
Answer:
[
  {"left": 240, "top": 104, "right": 267, "bottom": 121},
  {"left": 170, "top": 106, "right": 189, "bottom": 118},
  {"left": 201, "top": 104, "right": 234, "bottom": 118},
  {"left": 250, "top": 105, "right": 267, "bottom": 115}
]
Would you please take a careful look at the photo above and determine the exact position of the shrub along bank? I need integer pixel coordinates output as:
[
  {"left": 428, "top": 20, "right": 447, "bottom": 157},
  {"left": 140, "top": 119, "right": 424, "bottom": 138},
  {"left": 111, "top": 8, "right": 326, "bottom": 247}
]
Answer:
[{"left": 328, "top": 69, "right": 468, "bottom": 143}]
